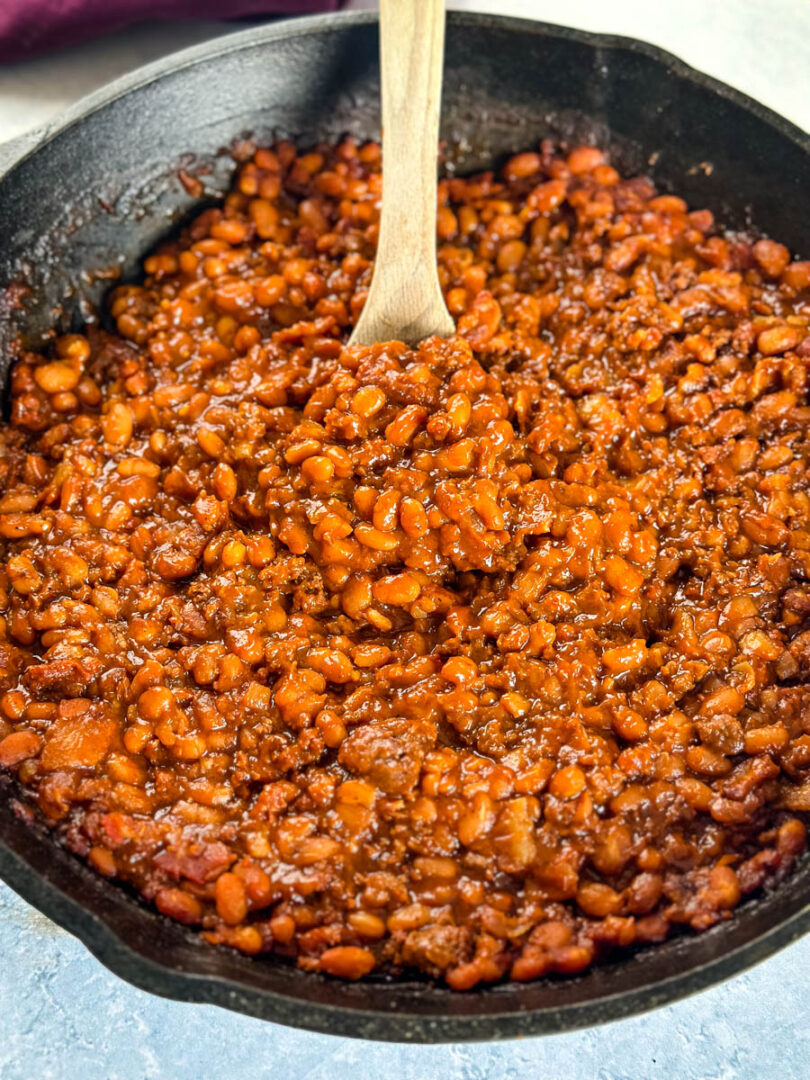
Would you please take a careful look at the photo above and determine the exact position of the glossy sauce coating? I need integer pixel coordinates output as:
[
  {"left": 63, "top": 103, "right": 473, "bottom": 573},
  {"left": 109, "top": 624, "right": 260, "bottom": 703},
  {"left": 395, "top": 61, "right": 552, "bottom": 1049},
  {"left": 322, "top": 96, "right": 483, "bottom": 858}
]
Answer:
[{"left": 1, "top": 139, "right": 810, "bottom": 987}]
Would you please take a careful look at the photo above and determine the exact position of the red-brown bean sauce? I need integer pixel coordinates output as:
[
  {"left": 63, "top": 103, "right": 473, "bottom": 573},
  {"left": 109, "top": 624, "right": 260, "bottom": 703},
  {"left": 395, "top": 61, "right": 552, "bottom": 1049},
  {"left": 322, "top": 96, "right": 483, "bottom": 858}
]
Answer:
[{"left": 1, "top": 139, "right": 809, "bottom": 986}]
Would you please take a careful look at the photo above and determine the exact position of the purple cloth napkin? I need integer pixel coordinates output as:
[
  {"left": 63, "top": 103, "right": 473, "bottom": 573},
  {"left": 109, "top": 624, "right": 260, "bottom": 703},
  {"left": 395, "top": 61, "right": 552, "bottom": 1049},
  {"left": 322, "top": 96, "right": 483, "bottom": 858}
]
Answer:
[{"left": 0, "top": 0, "right": 342, "bottom": 63}]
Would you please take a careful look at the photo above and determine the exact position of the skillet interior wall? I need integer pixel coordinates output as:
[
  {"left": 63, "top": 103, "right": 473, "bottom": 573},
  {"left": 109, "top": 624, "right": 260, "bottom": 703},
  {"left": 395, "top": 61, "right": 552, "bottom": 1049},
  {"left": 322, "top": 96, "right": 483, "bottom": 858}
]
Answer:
[{"left": 1, "top": 14, "right": 809, "bottom": 377}]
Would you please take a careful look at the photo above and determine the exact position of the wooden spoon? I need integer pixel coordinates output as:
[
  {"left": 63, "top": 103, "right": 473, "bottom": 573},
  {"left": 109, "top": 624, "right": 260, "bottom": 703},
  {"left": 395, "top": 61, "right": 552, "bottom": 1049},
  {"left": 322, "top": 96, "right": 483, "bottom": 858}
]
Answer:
[{"left": 349, "top": 0, "right": 454, "bottom": 347}]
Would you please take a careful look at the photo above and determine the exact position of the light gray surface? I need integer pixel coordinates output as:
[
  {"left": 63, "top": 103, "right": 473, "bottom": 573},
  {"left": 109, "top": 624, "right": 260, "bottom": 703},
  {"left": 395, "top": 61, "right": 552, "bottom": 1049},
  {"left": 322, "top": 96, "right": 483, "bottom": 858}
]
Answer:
[
  {"left": 2, "top": 884, "right": 810, "bottom": 1079},
  {"left": 0, "top": 2, "right": 808, "bottom": 1077}
]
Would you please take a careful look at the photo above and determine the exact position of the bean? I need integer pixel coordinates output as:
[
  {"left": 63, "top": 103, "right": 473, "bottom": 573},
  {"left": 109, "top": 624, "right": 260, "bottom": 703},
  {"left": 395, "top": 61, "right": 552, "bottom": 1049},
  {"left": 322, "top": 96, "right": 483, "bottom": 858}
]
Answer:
[
  {"left": 156, "top": 888, "right": 203, "bottom": 926},
  {"left": 757, "top": 325, "right": 802, "bottom": 355},
  {"left": 318, "top": 946, "right": 375, "bottom": 979},
  {"left": 549, "top": 765, "right": 586, "bottom": 799},
  {"left": 372, "top": 572, "right": 421, "bottom": 606},
  {"left": 354, "top": 525, "right": 399, "bottom": 551},
  {"left": 385, "top": 405, "right": 426, "bottom": 446},
  {"left": 34, "top": 361, "right": 80, "bottom": 394},
  {"left": 399, "top": 497, "right": 429, "bottom": 538},
  {"left": 301, "top": 455, "right": 335, "bottom": 484},
  {"left": 351, "top": 385, "right": 386, "bottom": 417},
  {"left": 103, "top": 402, "right": 134, "bottom": 448},
  {"left": 0, "top": 730, "right": 41, "bottom": 767},
  {"left": 215, "top": 872, "right": 248, "bottom": 925}
]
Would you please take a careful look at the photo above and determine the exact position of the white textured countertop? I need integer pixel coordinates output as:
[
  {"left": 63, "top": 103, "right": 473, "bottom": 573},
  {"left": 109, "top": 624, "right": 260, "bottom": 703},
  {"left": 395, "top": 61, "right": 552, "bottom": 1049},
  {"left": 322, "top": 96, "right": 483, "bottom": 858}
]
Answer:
[{"left": 0, "top": 3, "right": 808, "bottom": 1078}]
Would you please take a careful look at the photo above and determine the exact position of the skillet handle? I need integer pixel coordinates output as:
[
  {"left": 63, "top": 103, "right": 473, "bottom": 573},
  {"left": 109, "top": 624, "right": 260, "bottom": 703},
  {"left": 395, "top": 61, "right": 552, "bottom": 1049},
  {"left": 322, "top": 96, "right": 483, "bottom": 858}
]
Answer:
[{"left": 0, "top": 127, "right": 45, "bottom": 176}]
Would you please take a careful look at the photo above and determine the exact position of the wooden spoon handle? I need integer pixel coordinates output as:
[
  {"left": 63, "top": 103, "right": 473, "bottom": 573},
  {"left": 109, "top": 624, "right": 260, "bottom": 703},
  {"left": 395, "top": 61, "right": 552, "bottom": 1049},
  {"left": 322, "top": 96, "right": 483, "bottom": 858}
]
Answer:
[{"left": 350, "top": 0, "right": 454, "bottom": 347}]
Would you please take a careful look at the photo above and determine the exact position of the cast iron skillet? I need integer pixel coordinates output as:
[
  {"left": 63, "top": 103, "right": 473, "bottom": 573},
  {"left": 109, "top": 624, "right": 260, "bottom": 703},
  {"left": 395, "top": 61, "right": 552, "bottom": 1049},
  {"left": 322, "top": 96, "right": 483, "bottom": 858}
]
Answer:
[{"left": 0, "top": 11, "right": 809, "bottom": 1043}]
